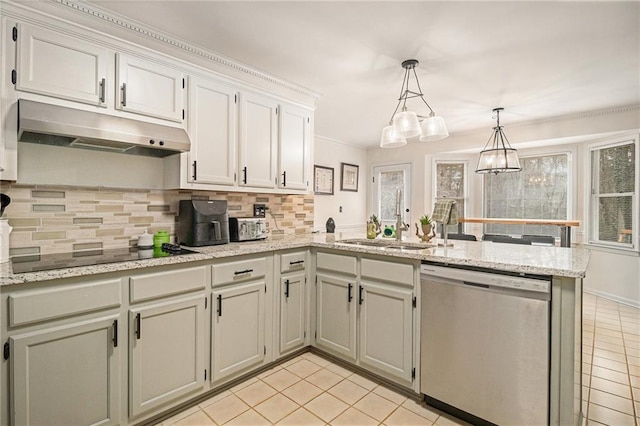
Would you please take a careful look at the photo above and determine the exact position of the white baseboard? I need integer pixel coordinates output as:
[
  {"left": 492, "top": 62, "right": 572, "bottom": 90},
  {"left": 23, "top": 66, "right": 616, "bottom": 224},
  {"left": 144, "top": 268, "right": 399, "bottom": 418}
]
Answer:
[{"left": 583, "top": 289, "right": 640, "bottom": 309}]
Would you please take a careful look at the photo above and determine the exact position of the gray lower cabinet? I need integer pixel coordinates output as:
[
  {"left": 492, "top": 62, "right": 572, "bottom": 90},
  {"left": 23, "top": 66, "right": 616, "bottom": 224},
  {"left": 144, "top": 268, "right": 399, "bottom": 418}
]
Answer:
[
  {"left": 315, "top": 272, "right": 358, "bottom": 361},
  {"left": 211, "top": 280, "right": 266, "bottom": 382},
  {"left": 278, "top": 250, "right": 307, "bottom": 355},
  {"left": 358, "top": 280, "right": 413, "bottom": 384},
  {"left": 314, "top": 251, "right": 358, "bottom": 361},
  {"left": 314, "top": 252, "right": 417, "bottom": 387},
  {"left": 280, "top": 271, "right": 306, "bottom": 354},
  {"left": 128, "top": 295, "right": 206, "bottom": 417},
  {"left": 10, "top": 315, "right": 121, "bottom": 426}
]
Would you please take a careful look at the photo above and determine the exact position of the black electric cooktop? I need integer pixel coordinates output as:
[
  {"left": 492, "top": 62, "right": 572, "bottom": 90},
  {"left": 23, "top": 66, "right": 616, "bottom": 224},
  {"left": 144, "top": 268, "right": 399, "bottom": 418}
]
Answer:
[{"left": 11, "top": 244, "right": 198, "bottom": 274}]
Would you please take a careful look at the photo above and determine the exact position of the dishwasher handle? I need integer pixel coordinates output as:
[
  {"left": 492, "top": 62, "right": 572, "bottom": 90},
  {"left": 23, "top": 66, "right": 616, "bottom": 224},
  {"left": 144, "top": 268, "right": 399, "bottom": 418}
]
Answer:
[{"left": 462, "top": 281, "right": 490, "bottom": 289}]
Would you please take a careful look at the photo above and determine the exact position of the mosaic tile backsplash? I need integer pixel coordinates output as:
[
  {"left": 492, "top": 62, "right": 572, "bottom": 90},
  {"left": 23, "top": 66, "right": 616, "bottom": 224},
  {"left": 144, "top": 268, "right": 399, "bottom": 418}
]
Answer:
[{"left": 0, "top": 182, "right": 314, "bottom": 256}]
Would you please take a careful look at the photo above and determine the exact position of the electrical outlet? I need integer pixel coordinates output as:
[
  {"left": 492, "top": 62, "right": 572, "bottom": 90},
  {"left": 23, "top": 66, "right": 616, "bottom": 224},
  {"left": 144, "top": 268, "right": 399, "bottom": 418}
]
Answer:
[{"left": 253, "top": 204, "right": 266, "bottom": 218}]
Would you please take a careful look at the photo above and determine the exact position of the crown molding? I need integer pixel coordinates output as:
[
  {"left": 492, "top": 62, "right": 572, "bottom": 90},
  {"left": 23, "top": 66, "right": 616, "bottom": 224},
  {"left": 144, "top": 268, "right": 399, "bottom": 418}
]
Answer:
[
  {"left": 510, "top": 104, "right": 640, "bottom": 128},
  {"left": 39, "top": 0, "right": 322, "bottom": 100}
]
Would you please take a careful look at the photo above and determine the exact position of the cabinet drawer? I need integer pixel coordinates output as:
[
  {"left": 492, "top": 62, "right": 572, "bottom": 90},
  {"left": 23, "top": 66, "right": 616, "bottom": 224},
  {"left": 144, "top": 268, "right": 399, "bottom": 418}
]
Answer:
[
  {"left": 130, "top": 266, "right": 208, "bottom": 303},
  {"left": 9, "top": 279, "right": 122, "bottom": 326},
  {"left": 316, "top": 252, "right": 356, "bottom": 276},
  {"left": 361, "top": 258, "right": 414, "bottom": 286},
  {"left": 280, "top": 251, "right": 306, "bottom": 273},
  {"left": 212, "top": 257, "right": 267, "bottom": 287}
]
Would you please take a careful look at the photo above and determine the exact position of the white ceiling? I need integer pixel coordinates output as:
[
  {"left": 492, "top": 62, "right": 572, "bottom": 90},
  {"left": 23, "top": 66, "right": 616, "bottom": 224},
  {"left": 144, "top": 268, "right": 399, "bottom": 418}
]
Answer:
[{"left": 87, "top": 1, "right": 640, "bottom": 148}]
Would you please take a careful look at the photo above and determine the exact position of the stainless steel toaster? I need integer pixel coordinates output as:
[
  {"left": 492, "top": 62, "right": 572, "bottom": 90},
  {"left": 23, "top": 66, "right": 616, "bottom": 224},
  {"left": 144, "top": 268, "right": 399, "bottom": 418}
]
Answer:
[{"left": 229, "top": 217, "right": 267, "bottom": 241}]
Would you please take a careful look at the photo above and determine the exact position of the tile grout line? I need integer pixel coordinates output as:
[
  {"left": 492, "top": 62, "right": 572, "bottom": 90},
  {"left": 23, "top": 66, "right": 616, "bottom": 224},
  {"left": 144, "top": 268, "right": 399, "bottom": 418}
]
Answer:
[
  {"left": 584, "top": 298, "right": 597, "bottom": 423},
  {"left": 588, "top": 296, "right": 639, "bottom": 425},
  {"left": 617, "top": 298, "right": 640, "bottom": 425}
]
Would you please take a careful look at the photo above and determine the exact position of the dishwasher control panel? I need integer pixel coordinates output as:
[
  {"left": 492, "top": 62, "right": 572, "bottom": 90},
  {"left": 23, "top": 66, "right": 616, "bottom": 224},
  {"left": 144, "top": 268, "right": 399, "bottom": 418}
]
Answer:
[{"left": 420, "top": 264, "right": 550, "bottom": 294}]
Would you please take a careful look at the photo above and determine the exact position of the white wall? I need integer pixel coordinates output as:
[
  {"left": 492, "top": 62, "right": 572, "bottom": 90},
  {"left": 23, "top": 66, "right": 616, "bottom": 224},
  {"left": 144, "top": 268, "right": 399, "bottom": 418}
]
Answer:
[
  {"left": 583, "top": 249, "right": 640, "bottom": 307},
  {"left": 313, "top": 136, "right": 368, "bottom": 232}
]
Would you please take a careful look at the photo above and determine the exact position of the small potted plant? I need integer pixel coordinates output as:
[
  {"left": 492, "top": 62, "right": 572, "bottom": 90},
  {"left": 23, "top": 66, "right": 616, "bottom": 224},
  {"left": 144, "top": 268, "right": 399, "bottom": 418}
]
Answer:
[
  {"left": 419, "top": 214, "right": 432, "bottom": 231},
  {"left": 366, "top": 214, "right": 381, "bottom": 239},
  {"left": 415, "top": 214, "right": 435, "bottom": 241}
]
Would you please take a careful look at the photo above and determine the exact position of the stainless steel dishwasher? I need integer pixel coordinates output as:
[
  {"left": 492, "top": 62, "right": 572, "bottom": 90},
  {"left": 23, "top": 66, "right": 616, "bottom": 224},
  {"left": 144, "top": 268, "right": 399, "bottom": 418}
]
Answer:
[{"left": 420, "top": 263, "right": 551, "bottom": 426}]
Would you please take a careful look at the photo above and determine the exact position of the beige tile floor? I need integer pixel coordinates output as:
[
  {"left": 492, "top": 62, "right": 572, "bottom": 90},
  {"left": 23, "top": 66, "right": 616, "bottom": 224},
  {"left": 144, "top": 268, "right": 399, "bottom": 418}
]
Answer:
[
  {"left": 160, "top": 294, "right": 639, "bottom": 426},
  {"left": 582, "top": 293, "right": 640, "bottom": 426}
]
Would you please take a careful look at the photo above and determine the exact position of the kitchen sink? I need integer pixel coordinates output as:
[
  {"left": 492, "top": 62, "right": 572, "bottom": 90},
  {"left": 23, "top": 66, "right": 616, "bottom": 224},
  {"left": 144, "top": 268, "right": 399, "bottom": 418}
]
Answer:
[
  {"left": 337, "top": 240, "right": 387, "bottom": 247},
  {"left": 385, "top": 245, "right": 426, "bottom": 251},
  {"left": 337, "top": 239, "right": 433, "bottom": 250}
]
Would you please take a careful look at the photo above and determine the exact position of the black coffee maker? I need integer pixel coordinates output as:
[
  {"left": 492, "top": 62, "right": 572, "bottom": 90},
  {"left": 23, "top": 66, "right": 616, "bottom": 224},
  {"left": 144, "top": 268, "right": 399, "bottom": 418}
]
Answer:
[{"left": 178, "top": 200, "right": 230, "bottom": 246}]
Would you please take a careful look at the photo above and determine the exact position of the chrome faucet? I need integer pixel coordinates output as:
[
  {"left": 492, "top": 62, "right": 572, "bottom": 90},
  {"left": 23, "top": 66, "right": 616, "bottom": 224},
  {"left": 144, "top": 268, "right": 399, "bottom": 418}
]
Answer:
[{"left": 395, "top": 189, "right": 409, "bottom": 241}]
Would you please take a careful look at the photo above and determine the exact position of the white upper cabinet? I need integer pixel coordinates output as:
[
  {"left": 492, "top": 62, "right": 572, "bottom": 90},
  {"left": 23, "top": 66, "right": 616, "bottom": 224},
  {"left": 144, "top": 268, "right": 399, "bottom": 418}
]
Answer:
[
  {"left": 116, "top": 53, "right": 184, "bottom": 122},
  {"left": 188, "top": 76, "right": 237, "bottom": 186},
  {"left": 239, "top": 92, "right": 278, "bottom": 189},
  {"left": 15, "top": 23, "right": 109, "bottom": 106},
  {"left": 278, "top": 103, "right": 311, "bottom": 191}
]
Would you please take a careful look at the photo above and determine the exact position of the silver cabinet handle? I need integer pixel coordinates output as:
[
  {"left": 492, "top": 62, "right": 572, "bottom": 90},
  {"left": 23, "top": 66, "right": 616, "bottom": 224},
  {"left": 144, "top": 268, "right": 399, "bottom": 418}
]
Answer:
[{"left": 121, "top": 82, "right": 127, "bottom": 107}]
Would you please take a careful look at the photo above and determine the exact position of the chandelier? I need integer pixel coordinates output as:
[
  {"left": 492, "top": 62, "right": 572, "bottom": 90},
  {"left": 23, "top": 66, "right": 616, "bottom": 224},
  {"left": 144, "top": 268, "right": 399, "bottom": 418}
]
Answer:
[
  {"left": 475, "top": 107, "right": 521, "bottom": 174},
  {"left": 380, "top": 59, "right": 448, "bottom": 148}
]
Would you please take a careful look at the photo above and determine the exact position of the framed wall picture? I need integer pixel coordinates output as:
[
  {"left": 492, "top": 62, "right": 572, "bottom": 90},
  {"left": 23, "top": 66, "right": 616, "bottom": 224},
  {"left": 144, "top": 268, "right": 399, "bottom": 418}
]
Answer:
[
  {"left": 340, "top": 163, "right": 359, "bottom": 192},
  {"left": 314, "top": 165, "right": 334, "bottom": 195}
]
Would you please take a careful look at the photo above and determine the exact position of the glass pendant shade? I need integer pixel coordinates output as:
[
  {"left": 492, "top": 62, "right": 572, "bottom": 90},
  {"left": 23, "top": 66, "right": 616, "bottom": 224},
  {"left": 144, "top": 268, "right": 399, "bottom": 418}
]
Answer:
[
  {"left": 380, "top": 125, "right": 407, "bottom": 148},
  {"left": 392, "top": 110, "right": 421, "bottom": 138},
  {"left": 476, "top": 148, "right": 521, "bottom": 174},
  {"left": 381, "top": 59, "right": 448, "bottom": 148},
  {"left": 419, "top": 115, "right": 449, "bottom": 141}
]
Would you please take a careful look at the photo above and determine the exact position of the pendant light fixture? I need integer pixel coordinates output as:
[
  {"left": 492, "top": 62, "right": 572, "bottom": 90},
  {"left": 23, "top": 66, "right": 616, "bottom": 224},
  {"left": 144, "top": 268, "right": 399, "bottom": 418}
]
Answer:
[
  {"left": 475, "top": 107, "right": 522, "bottom": 174},
  {"left": 380, "top": 59, "right": 448, "bottom": 148}
]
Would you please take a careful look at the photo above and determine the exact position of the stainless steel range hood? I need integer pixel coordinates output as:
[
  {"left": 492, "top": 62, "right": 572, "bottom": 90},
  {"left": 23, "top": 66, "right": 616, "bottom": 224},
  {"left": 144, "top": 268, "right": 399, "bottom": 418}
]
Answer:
[{"left": 18, "top": 99, "right": 190, "bottom": 158}]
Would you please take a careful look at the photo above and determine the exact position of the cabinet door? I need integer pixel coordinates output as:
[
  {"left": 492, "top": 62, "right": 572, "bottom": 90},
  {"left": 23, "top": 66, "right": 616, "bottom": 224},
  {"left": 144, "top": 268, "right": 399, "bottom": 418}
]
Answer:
[
  {"left": 280, "top": 271, "right": 306, "bottom": 354},
  {"left": 212, "top": 281, "right": 266, "bottom": 382},
  {"left": 238, "top": 92, "right": 277, "bottom": 188},
  {"left": 116, "top": 53, "right": 184, "bottom": 122},
  {"left": 358, "top": 281, "right": 413, "bottom": 383},
  {"left": 129, "top": 296, "right": 206, "bottom": 417},
  {"left": 278, "top": 104, "right": 311, "bottom": 190},
  {"left": 315, "top": 272, "right": 357, "bottom": 361},
  {"left": 16, "top": 23, "right": 109, "bottom": 106},
  {"left": 188, "top": 77, "right": 237, "bottom": 185},
  {"left": 10, "top": 315, "right": 120, "bottom": 426}
]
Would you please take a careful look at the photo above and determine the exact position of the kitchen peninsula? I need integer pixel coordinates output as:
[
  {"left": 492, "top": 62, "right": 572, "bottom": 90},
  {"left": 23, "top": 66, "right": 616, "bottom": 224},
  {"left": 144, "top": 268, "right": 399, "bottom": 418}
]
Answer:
[{"left": 0, "top": 234, "right": 590, "bottom": 426}]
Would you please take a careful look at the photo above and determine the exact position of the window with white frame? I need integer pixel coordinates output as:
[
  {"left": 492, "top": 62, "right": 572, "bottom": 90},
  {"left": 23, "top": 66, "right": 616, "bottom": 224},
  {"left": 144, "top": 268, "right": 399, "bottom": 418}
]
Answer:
[
  {"left": 434, "top": 161, "right": 467, "bottom": 233},
  {"left": 483, "top": 153, "right": 570, "bottom": 237},
  {"left": 589, "top": 139, "right": 637, "bottom": 250}
]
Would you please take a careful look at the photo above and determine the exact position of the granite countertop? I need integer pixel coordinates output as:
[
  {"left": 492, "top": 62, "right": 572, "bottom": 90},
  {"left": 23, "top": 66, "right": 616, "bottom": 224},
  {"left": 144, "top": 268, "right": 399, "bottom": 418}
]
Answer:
[{"left": 0, "top": 232, "right": 591, "bottom": 286}]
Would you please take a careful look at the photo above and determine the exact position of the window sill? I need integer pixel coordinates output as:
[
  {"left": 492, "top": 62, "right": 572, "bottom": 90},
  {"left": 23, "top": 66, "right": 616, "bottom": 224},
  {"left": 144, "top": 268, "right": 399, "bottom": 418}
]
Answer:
[{"left": 582, "top": 243, "right": 640, "bottom": 257}]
